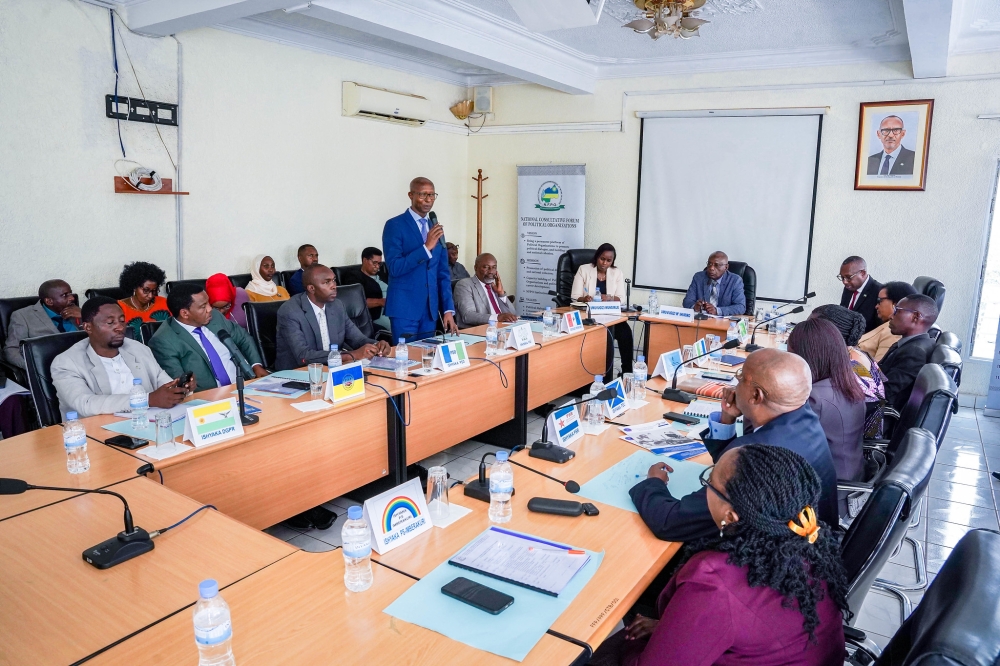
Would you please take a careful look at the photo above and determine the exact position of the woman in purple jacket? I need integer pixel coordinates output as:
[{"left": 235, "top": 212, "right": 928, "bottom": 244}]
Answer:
[{"left": 592, "top": 445, "right": 849, "bottom": 666}]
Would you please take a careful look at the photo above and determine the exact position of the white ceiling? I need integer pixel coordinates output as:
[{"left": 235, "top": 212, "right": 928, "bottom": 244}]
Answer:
[{"left": 107, "top": 0, "right": 1000, "bottom": 93}]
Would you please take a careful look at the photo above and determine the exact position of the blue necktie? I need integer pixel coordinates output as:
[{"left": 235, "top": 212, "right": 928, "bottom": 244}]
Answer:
[
  {"left": 418, "top": 218, "right": 429, "bottom": 243},
  {"left": 880, "top": 154, "right": 892, "bottom": 175},
  {"left": 193, "top": 327, "right": 232, "bottom": 387}
]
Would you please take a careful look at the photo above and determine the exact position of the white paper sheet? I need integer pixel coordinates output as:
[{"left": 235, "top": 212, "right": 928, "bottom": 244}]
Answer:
[{"left": 290, "top": 400, "right": 333, "bottom": 412}]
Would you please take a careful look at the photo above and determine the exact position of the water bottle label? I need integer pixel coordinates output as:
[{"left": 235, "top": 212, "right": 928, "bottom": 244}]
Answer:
[
  {"left": 129, "top": 396, "right": 147, "bottom": 410},
  {"left": 194, "top": 620, "right": 232, "bottom": 645},
  {"left": 343, "top": 542, "right": 372, "bottom": 559},
  {"left": 64, "top": 434, "right": 86, "bottom": 449},
  {"left": 490, "top": 482, "right": 513, "bottom": 494}
]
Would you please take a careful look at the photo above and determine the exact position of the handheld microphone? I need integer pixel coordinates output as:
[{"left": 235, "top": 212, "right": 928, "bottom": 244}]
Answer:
[
  {"left": 427, "top": 211, "right": 438, "bottom": 227},
  {"left": 216, "top": 330, "right": 254, "bottom": 380},
  {"left": 745, "top": 305, "right": 805, "bottom": 352},
  {"left": 0, "top": 478, "right": 153, "bottom": 569},
  {"left": 529, "top": 388, "right": 618, "bottom": 464},
  {"left": 235, "top": 375, "right": 259, "bottom": 426},
  {"left": 662, "top": 339, "right": 740, "bottom": 404}
]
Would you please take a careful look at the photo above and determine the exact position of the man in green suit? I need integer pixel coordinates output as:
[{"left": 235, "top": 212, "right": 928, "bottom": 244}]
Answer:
[{"left": 149, "top": 283, "right": 267, "bottom": 392}]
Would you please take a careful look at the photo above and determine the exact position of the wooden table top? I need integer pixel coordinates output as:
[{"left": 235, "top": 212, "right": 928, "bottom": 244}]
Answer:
[
  {"left": 88, "top": 550, "right": 587, "bottom": 665},
  {"left": 639, "top": 313, "right": 732, "bottom": 330},
  {"left": 0, "top": 476, "right": 296, "bottom": 666},
  {"left": 0, "top": 425, "right": 143, "bottom": 521}
]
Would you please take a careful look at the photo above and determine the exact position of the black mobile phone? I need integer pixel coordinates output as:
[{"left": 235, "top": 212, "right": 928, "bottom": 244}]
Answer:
[
  {"left": 106, "top": 434, "right": 148, "bottom": 450},
  {"left": 177, "top": 371, "right": 194, "bottom": 387},
  {"left": 441, "top": 577, "right": 514, "bottom": 615},
  {"left": 282, "top": 380, "right": 310, "bottom": 390},
  {"left": 664, "top": 412, "right": 701, "bottom": 426}
]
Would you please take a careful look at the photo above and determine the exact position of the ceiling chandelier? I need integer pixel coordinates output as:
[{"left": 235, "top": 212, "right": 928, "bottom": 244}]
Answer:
[{"left": 624, "top": 0, "right": 709, "bottom": 39}]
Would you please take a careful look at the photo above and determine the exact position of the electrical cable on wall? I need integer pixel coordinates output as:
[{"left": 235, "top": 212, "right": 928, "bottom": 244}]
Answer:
[
  {"left": 110, "top": 9, "right": 126, "bottom": 158},
  {"left": 115, "top": 159, "right": 163, "bottom": 191}
]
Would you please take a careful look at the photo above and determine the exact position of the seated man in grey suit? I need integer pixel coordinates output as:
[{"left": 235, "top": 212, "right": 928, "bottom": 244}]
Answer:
[
  {"left": 3, "top": 279, "right": 81, "bottom": 369},
  {"left": 51, "top": 297, "right": 191, "bottom": 418},
  {"left": 275, "top": 264, "right": 390, "bottom": 371},
  {"left": 453, "top": 253, "right": 517, "bottom": 328}
]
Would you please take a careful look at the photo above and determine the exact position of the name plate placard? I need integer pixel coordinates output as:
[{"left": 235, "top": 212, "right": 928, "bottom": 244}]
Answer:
[
  {"left": 587, "top": 302, "right": 622, "bottom": 319},
  {"left": 505, "top": 322, "right": 536, "bottom": 351},
  {"left": 652, "top": 349, "right": 683, "bottom": 380},
  {"left": 432, "top": 340, "right": 471, "bottom": 372},
  {"left": 559, "top": 310, "right": 584, "bottom": 334},
  {"left": 363, "top": 478, "right": 432, "bottom": 554},
  {"left": 325, "top": 360, "right": 365, "bottom": 403},
  {"left": 183, "top": 398, "right": 245, "bottom": 447},
  {"left": 655, "top": 306, "right": 696, "bottom": 323},
  {"left": 546, "top": 404, "right": 583, "bottom": 448}
]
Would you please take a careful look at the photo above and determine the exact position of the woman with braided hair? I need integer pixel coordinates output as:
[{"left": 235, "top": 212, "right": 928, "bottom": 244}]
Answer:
[{"left": 591, "top": 444, "right": 848, "bottom": 666}]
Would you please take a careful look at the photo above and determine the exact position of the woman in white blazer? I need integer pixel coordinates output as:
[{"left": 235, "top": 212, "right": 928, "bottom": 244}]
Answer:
[{"left": 570, "top": 244, "right": 633, "bottom": 379}]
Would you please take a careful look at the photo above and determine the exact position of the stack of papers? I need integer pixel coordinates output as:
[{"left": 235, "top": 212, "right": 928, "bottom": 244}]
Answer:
[
  {"left": 247, "top": 376, "right": 305, "bottom": 396},
  {"left": 617, "top": 419, "right": 707, "bottom": 459},
  {"left": 290, "top": 400, "right": 333, "bottom": 413}
]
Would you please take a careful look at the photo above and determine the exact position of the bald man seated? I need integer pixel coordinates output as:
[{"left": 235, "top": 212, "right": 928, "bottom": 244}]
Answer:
[
  {"left": 682, "top": 251, "right": 747, "bottom": 316},
  {"left": 453, "top": 253, "right": 517, "bottom": 328},
  {"left": 630, "top": 349, "right": 839, "bottom": 542}
]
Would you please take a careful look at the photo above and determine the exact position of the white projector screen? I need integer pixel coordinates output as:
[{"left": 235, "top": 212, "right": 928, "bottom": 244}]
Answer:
[{"left": 633, "top": 114, "right": 822, "bottom": 302}]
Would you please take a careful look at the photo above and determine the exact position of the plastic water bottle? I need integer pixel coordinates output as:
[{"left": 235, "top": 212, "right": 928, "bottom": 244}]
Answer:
[
  {"left": 542, "top": 307, "right": 556, "bottom": 339},
  {"left": 328, "top": 344, "right": 342, "bottom": 369},
  {"left": 727, "top": 321, "right": 740, "bottom": 346},
  {"left": 128, "top": 379, "right": 148, "bottom": 431},
  {"left": 342, "top": 505, "right": 373, "bottom": 592},
  {"left": 587, "top": 392, "right": 604, "bottom": 430},
  {"left": 647, "top": 290, "right": 659, "bottom": 314},
  {"left": 633, "top": 355, "right": 647, "bottom": 401},
  {"left": 768, "top": 305, "right": 779, "bottom": 334},
  {"left": 489, "top": 450, "right": 513, "bottom": 524},
  {"left": 485, "top": 315, "right": 499, "bottom": 357},
  {"left": 593, "top": 287, "right": 602, "bottom": 302},
  {"left": 193, "top": 579, "right": 235, "bottom": 666},
  {"left": 395, "top": 338, "right": 408, "bottom": 379},
  {"left": 63, "top": 411, "right": 90, "bottom": 474}
]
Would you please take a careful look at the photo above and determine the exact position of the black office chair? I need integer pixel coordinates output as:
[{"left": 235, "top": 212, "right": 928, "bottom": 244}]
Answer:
[
  {"left": 0, "top": 295, "right": 39, "bottom": 386},
  {"left": 847, "top": 528, "right": 1000, "bottom": 665},
  {"left": 165, "top": 279, "right": 206, "bottom": 295},
  {"left": 930, "top": 344, "right": 962, "bottom": 386},
  {"left": 935, "top": 330, "right": 961, "bottom": 353},
  {"left": 243, "top": 301, "right": 282, "bottom": 371},
  {"left": 140, "top": 320, "right": 164, "bottom": 346},
  {"left": 554, "top": 249, "right": 597, "bottom": 307},
  {"left": 279, "top": 270, "right": 297, "bottom": 291},
  {"left": 228, "top": 274, "right": 252, "bottom": 289},
  {"left": 912, "top": 276, "right": 946, "bottom": 313},
  {"left": 333, "top": 264, "right": 360, "bottom": 286},
  {"left": 839, "top": 428, "right": 936, "bottom": 626},
  {"left": 336, "top": 283, "right": 389, "bottom": 342},
  {"left": 726, "top": 261, "right": 757, "bottom": 316},
  {"left": 872, "top": 363, "right": 957, "bottom": 453},
  {"left": 123, "top": 325, "right": 139, "bottom": 342},
  {"left": 20, "top": 331, "right": 88, "bottom": 427},
  {"left": 85, "top": 287, "right": 129, "bottom": 301}
]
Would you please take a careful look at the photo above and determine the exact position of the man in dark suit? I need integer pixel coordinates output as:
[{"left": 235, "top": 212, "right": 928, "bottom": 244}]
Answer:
[
  {"left": 274, "top": 264, "right": 390, "bottom": 371},
  {"left": 287, "top": 244, "right": 318, "bottom": 296},
  {"left": 630, "top": 349, "right": 839, "bottom": 543},
  {"left": 880, "top": 294, "right": 939, "bottom": 412},
  {"left": 838, "top": 255, "right": 882, "bottom": 333},
  {"left": 866, "top": 115, "right": 916, "bottom": 176},
  {"left": 382, "top": 177, "right": 458, "bottom": 343}
]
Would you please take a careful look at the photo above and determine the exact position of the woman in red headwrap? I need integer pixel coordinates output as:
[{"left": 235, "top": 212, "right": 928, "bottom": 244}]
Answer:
[{"left": 205, "top": 274, "right": 249, "bottom": 329}]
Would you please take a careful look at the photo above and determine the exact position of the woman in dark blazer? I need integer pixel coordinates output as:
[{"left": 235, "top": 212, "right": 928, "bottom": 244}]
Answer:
[{"left": 788, "top": 317, "right": 866, "bottom": 516}]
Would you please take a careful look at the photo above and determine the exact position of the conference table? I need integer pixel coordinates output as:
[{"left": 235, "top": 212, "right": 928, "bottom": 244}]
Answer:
[{"left": 640, "top": 313, "right": 732, "bottom": 367}]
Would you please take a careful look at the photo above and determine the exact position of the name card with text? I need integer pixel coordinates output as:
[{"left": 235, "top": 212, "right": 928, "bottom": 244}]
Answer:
[
  {"left": 546, "top": 404, "right": 582, "bottom": 448},
  {"left": 559, "top": 310, "right": 584, "bottom": 334},
  {"left": 183, "top": 398, "right": 245, "bottom": 447},
  {"left": 432, "top": 340, "right": 471, "bottom": 372},
  {"left": 652, "top": 349, "right": 683, "bottom": 380},
  {"left": 655, "top": 306, "right": 696, "bottom": 323},
  {"left": 363, "top": 478, "right": 432, "bottom": 555},
  {"left": 505, "top": 322, "right": 536, "bottom": 351}
]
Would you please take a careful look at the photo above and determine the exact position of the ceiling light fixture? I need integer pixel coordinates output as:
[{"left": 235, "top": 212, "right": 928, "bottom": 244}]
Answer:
[{"left": 623, "top": 0, "right": 709, "bottom": 40}]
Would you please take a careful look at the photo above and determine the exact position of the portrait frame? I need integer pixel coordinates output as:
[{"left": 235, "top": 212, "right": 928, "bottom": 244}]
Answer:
[{"left": 854, "top": 99, "right": 934, "bottom": 191}]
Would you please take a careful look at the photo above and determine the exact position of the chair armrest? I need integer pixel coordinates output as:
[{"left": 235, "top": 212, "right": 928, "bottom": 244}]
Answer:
[
  {"left": 838, "top": 480, "right": 875, "bottom": 494},
  {"left": 883, "top": 407, "right": 900, "bottom": 420},
  {"left": 844, "top": 624, "right": 881, "bottom": 665},
  {"left": 843, "top": 626, "right": 867, "bottom": 642}
]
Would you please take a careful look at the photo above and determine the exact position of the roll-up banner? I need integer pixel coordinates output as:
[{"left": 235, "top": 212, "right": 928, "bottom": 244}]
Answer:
[{"left": 515, "top": 165, "right": 586, "bottom": 316}]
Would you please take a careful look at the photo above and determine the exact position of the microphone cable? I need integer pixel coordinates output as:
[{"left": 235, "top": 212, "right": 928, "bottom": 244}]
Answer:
[
  {"left": 470, "top": 357, "right": 508, "bottom": 389},
  {"left": 148, "top": 504, "right": 218, "bottom": 539},
  {"left": 363, "top": 379, "right": 410, "bottom": 426},
  {"left": 578, "top": 323, "right": 614, "bottom": 378}
]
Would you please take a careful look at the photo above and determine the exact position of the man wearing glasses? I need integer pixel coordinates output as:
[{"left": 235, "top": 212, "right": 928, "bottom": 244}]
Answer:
[
  {"left": 866, "top": 115, "right": 915, "bottom": 176},
  {"left": 681, "top": 251, "right": 746, "bottom": 317},
  {"left": 880, "top": 294, "right": 939, "bottom": 411},
  {"left": 382, "top": 177, "right": 459, "bottom": 343},
  {"left": 340, "top": 247, "right": 390, "bottom": 336},
  {"left": 837, "top": 255, "right": 882, "bottom": 333}
]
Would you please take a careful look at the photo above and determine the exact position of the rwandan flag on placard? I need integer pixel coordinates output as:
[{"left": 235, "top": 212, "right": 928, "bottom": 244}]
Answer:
[{"left": 331, "top": 362, "right": 365, "bottom": 402}]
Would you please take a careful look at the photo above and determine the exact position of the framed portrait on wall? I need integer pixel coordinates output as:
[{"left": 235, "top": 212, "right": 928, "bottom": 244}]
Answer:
[{"left": 854, "top": 99, "right": 934, "bottom": 191}]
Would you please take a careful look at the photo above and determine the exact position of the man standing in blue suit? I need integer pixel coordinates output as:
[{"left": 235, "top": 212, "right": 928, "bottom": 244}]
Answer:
[{"left": 382, "top": 177, "right": 458, "bottom": 342}]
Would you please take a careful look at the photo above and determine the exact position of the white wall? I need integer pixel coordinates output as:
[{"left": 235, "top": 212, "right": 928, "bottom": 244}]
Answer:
[{"left": 466, "top": 61, "right": 1000, "bottom": 394}]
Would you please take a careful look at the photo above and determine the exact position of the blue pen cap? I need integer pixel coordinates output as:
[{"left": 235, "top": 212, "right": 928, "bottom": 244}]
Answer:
[
  {"left": 496, "top": 450, "right": 509, "bottom": 462},
  {"left": 199, "top": 579, "right": 219, "bottom": 599},
  {"left": 348, "top": 505, "right": 363, "bottom": 520}
]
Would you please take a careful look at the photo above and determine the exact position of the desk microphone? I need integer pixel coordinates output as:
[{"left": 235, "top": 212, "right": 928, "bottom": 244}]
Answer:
[
  {"left": 217, "top": 330, "right": 255, "bottom": 380},
  {"left": 663, "top": 339, "right": 740, "bottom": 404},
  {"left": 530, "top": 388, "right": 618, "bottom": 464},
  {"left": 463, "top": 452, "right": 581, "bottom": 503},
  {"left": 508, "top": 458, "right": 580, "bottom": 493},
  {"left": 0, "top": 478, "right": 153, "bottom": 569},
  {"left": 744, "top": 305, "right": 804, "bottom": 352},
  {"left": 235, "top": 375, "right": 259, "bottom": 426}
]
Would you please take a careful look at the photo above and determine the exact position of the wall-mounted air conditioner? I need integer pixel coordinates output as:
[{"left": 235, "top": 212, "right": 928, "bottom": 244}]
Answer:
[{"left": 342, "top": 82, "right": 430, "bottom": 127}]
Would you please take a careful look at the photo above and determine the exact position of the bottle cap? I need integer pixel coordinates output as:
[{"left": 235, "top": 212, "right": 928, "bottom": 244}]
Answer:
[
  {"left": 496, "top": 450, "right": 509, "bottom": 462},
  {"left": 330, "top": 344, "right": 338, "bottom": 351},
  {"left": 399, "top": 338, "right": 406, "bottom": 344},
  {"left": 348, "top": 505, "right": 363, "bottom": 520},
  {"left": 133, "top": 378, "right": 142, "bottom": 385},
  {"left": 66, "top": 411, "right": 78, "bottom": 420},
  {"left": 637, "top": 355, "right": 645, "bottom": 362},
  {"left": 545, "top": 306, "right": 551, "bottom": 311},
  {"left": 595, "top": 375, "right": 603, "bottom": 382},
  {"left": 199, "top": 579, "right": 219, "bottom": 599}
]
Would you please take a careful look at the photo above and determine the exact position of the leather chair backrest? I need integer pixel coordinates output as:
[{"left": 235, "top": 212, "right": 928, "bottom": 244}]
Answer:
[
  {"left": 0, "top": 296, "right": 38, "bottom": 347},
  {"left": 243, "top": 301, "right": 282, "bottom": 371},
  {"left": 123, "top": 326, "right": 139, "bottom": 342},
  {"left": 887, "top": 364, "right": 957, "bottom": 456},
  {"left": 875, "top": 528, "right": 1000, "bottom": 666},
  {"left": 85, "top": 287, "right": 129, "bottom": 301},
  {"left": 165, "top": 279, "right": 206, "bottom": 296},
  {"left": 278, "top": 270, "right": 297, "bottom": 290},
  {"left": 935, "top": 330, "right": 962, "bottom": 353},
  {"left": 555, "top": 249, "right": 597, "bottom": 307},
  {"left": 333, "top": 265, "right": 360, "bottom": 286},
  {"left": 140, "top": 321, "right": 163, "bottom": 346},
  {"left": 337, "top": 284, "right": 374, "bottom": 339},
  {"left": 228, "top": 274, "right": 251, "bottom": 289},
  {"left": 21, "top": 331, "right": 88, "bottom": 427},
  {"left": 726, "top": 261, "right": 757, "bottom": 316},
  {"left": 930, "top": 344, "right": 963, "bottom": 386},
  {"left": 913, "top": 276, "right": 946, "bottom": 313},
  {"left": 841, "top": 428, "right": 937, "bottom": 619}
]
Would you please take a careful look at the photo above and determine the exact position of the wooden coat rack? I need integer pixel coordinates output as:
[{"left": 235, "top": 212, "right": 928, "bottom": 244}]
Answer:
[{"left": 471, "top": 169, "right": 488, "bottom": 256}]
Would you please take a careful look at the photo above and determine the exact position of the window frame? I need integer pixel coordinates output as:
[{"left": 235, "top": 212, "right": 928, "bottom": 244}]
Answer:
[{"left": 969, "top": 159, "right": 1000, "bottom": 361}]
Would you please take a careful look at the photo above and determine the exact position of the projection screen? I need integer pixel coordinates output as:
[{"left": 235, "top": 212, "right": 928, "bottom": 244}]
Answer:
[{"left": 633, "top": 112, "right": 822, "bottom": 303}]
